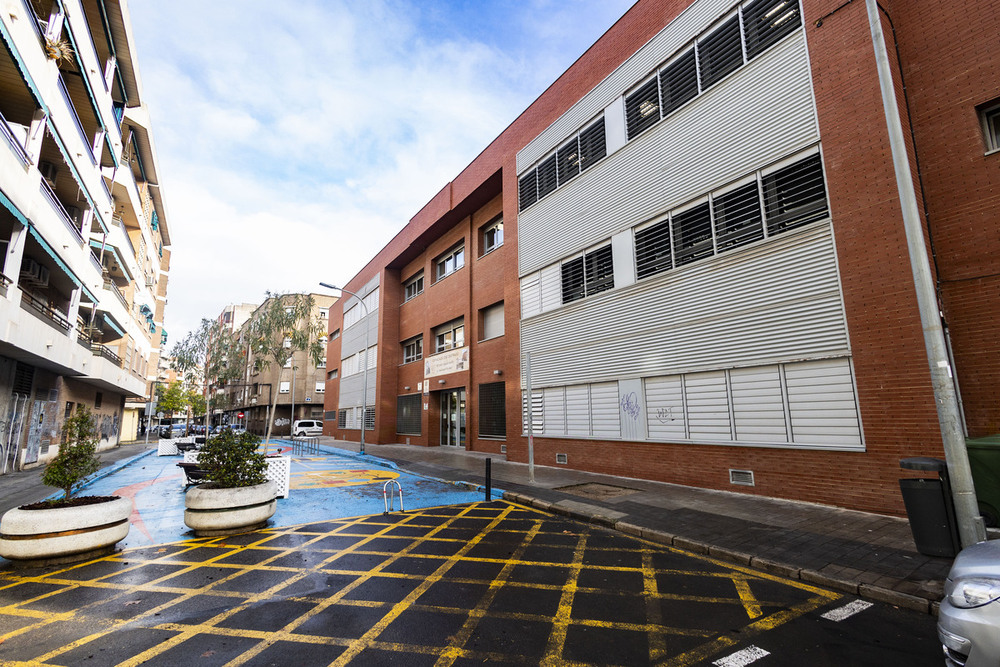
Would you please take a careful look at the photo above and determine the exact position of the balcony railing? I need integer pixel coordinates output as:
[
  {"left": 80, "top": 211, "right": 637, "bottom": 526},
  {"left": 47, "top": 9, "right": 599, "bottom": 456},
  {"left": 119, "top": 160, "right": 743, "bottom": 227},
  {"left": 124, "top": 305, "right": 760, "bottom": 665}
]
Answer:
[
  {"left": 0, "top": 273, "right": 10, "bottom": 298},
  {"left": 91, "top": 343, "right": 122, "bottom": 366},
  {"left": 0, "top": 111, "right": 30, "bottom": 166},
  {"left": 103, "top": 279, "right": 128, "bottom": 310},
  {"left": 57, "top": 74, "right": 97, "bottom": 166},
  {"left": 19, "top": 287, "right": 71, "bottom": 331},
  {"left": 39, "top": 178, "right": 84, "bottom": 244}
]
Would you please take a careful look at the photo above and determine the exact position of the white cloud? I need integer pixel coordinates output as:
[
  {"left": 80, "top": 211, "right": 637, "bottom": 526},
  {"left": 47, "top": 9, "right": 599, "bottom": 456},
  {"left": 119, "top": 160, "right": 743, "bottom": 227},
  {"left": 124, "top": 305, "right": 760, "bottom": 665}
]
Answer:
[{"left": 128, "top": 0, "right": 633, "bottom": 342}]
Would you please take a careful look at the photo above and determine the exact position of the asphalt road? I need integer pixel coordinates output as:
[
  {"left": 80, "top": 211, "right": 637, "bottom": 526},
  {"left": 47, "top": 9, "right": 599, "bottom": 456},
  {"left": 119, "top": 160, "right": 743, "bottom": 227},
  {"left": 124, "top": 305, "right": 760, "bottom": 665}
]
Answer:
[{"left": 0, "top": 500, "right": 940, "bottom": 666}]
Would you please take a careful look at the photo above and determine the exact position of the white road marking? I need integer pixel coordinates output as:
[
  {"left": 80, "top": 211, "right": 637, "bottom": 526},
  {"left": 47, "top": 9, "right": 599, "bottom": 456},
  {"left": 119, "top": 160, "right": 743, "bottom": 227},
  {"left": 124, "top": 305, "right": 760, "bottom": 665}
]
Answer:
[
  {"left": 821, "top": 599, "right": 874, "bottom": 622},
  {"left": 713, "top": 645, "right": 771, "bottom": 667}
]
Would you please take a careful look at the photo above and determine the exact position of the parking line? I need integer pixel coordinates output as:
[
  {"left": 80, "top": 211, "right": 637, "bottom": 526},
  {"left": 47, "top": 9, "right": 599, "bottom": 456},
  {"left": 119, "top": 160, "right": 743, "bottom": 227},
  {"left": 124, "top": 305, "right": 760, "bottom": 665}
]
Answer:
[
  {"left": 712, "top": 645, "right": 770, "bottom": 667},
  {"left": 821, "top": 599, "right": 873, "bottom": 622}
]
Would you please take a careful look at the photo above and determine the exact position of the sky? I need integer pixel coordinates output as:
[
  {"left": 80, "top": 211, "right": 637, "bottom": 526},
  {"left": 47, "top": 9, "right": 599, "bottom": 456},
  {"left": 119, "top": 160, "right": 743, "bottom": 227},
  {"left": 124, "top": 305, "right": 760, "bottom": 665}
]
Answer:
[{"left": 126, "top": 0, "right": 635, "bottom": 346}]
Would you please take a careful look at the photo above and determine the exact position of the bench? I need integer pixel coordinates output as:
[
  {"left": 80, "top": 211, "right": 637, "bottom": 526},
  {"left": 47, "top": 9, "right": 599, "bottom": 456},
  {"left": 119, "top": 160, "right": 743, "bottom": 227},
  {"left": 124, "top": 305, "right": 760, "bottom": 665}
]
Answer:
[{"left": 177, "top": 461, "right": 209, "bottom": 488}]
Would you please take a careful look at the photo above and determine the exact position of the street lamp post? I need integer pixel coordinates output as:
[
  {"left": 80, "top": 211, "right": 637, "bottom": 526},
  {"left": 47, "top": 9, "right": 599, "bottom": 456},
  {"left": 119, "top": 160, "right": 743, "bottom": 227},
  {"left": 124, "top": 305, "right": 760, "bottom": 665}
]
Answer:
[{"left": 319, "top": 282, "right": 368, "bottom": 455}]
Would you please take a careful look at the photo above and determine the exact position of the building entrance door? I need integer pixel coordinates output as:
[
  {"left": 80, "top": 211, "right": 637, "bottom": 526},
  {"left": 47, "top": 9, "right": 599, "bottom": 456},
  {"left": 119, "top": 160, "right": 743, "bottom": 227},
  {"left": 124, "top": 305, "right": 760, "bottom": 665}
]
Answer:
[{"left": 440, "top": 388, "right": 466, "bottom": 447}]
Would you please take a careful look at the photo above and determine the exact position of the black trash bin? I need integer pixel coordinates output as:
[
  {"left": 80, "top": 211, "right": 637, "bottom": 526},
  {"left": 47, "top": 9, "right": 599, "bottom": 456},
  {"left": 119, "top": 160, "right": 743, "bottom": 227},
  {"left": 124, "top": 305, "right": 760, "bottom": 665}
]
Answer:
[{"left": 899, "top": 457, "right": 959, "bottom": 558}]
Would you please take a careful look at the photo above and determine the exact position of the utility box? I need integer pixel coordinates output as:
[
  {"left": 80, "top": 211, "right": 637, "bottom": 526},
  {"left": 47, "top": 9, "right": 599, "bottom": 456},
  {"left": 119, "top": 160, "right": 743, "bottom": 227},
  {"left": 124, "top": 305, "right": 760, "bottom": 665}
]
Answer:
[
  {"left": 899, "top": 457, "right": 959, "bottom": 558},
  {"left": 966, "top": 435, "right": 1000, "bottom": 527}
]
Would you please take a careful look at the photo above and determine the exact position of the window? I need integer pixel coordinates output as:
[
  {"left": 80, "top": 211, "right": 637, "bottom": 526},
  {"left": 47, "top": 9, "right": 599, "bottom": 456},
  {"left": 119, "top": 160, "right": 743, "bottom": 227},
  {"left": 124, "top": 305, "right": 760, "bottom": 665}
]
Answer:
[
  {"left": 557, "top": 136, "right": 581, "bottom": 185},
  {"left": 698, "top": 15, "right": 743, "bottom": 89},
  {"left": 327, "top": 369, "right": 338, "bottom": 380},
  {"left": 479, "top": 382, "right": 506, "bottom": 438},
  {"left": 518, "top": 171, "right": 537, "bottom": 211},
  {"left": 660, "top": 48, "right": 698, "bottom": 115},
  {"left": 762, "top": 153, "right": 828, "bottom": 234},
  {"left": 625, "top": 76, "right": 661, "bottom": 139},
  {"left": 481, "top": 217, "right": 503, "bottom": 255},
  {"left": 404, "top": 271, "right": 424, "bottom": 301},
  {"left": 397, "top": 394, "right": 421, "bottom": 435},
  {"left": 713, "top": 181, "right": 764, "bottom": 252},
  {"left": 402, "top": 336, "right": 423, "bottom": 364},
  {"left": 95, "top": 392, "right": 102, "bottom": 409},
  {"left": 435, "top": 245, "right": 465, "bottom": 281},
  {"left": 330, "top": 329, "right": 340, "bottom": 341},
  {"left": 672, "top": 202, "right": 714, "bottom": 266},
  {"left": 338, "top": 409, "right": 347, "bottom": 428},
  {"left": 743, "top": 0, "right": 802, "bottom": 60},
  {"left": 317, "top": 356, "right": 326, "bottom": 368},
  {"left": 434, "top": 319, "right": 465, "bottom": 353},
  {"left": 279, "top": 381, "right": 290, "bottom": 394},
  {"left": 561, "top": 245, "right": 614, "bottom": 304},
  {"left": 319, "top": 308, "right": 328, "bottom": 321},
  {"left": 283, "top": 336, "right": 291, "bottom": 348},
  {"left": 578, "top": 118, "right": 606, "bottom": 171},
  {"left": 481, "top": 302, "right": 504, "bottom": 340},
  {"left": 518, "top": 117, "right": 606, "bottom": 212},
  {"left": 315, "top": 381, "right": 325, "bottom": 393},
  {"left": 635, "top": 218, "right": 673, "bottom": 279},
  {"left": 284, "top": 356, "right": 292, "bottom": 368},
  {"left": 364, "top": 406, "right": 375, "bottom": 430},
  {"left": 980, "top": 101, "right": 1000, "bottom": 153}
]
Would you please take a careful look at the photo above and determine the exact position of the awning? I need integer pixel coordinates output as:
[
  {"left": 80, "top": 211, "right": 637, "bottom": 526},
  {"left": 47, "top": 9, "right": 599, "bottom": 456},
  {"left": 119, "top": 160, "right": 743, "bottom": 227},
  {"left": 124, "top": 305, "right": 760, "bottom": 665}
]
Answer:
[{"left": 89, "top": 238, "right": 134, "bottom": 281}]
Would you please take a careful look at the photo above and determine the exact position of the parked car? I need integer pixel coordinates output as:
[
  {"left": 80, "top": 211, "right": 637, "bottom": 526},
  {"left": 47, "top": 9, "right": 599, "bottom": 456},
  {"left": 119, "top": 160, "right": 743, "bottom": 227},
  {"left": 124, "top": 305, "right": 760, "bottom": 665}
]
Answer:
[
  {"left": 292, "top": 420, "right": 322, "bottom": 437},
  {"left": 938, "top": 539, "right": 1000, "bottom": 666},
  {"left": 159, "top": 423, "right": 186, "bottom": 438}
]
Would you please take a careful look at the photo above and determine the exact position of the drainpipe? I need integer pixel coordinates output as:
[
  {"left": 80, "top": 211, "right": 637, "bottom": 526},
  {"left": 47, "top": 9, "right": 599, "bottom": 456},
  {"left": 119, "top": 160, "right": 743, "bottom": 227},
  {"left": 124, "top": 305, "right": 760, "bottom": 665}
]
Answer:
[{"left": 864, "top": 0, "right": 984, "bottom": 546}]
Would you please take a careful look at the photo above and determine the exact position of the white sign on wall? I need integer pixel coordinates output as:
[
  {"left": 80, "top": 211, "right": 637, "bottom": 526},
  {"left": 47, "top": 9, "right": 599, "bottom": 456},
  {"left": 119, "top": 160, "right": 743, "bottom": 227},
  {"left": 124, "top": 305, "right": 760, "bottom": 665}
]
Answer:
[{"left": 424, "top": 347, "right": 469, "bottom": 379}]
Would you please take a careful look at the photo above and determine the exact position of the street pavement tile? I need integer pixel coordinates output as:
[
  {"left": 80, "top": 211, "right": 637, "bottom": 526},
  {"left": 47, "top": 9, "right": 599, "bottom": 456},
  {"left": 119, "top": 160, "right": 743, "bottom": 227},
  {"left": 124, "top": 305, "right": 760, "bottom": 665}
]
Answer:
[
  {"left": 242, "top": 639, "right": 346, "bottom": 666},
  {"left": 214, "top": 546, "right": 282, "bottom": 566},
  {"left": 295, "top": 602, "right": 388, "bottom": 638},
  {"left": 466, "top": 616, "right": 553, "bottom": 657},
  {"left": 215, "top": 598, "right": 318, "bottom": 632},
  {"left": 156, "top": 565, "right": 241, "bottom": 589},
  {"left": 280, "top": 571, "right": 357, "bottom": 599},
  {"left": 506, "top": 562, "right": 571, "bottom": 587},
  {"left": 415, "top": 580, "right": 491, "bottom": 609},
  {"left": 138, "top": 632, "right": 261, "bottom": 666},
  {"left": 55, "top": 627, "right": 178, "bottom": 665},
  {"left": 0, "top": 500, "right": 843, "bottom": 666},
  {"left": 571, "top": 590, "right": 650, "bottom": 624},
  {"left": 210, "top": 567, "right": 295, "bottom": 593},
  {"left": 351, "top": 647, "right": 441, "bottom": 666},
  {"left": 488, "top": 583, "right": 563, "bottom": 617},
  {"left": 378, "top": 607, "right": 469, "bottom": 645},
  {"left": 341, "top": 574, "right": 423, "bottom": 603},
  {"left": 563, "top": 625, "right": 653, "bottom": 665}
]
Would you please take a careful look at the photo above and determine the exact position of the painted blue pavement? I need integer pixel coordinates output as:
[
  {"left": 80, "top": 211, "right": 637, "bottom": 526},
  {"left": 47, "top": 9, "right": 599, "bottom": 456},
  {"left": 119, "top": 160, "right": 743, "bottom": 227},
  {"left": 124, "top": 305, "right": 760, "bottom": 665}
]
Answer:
[{"left": 70, "top": 442, "right": 497, "bottom": 549}]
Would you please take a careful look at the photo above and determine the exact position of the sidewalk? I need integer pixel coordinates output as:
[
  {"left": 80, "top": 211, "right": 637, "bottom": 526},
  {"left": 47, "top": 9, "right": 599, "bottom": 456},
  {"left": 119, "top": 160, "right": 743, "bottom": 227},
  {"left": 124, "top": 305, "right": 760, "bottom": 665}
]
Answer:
[{"left": 327, "top": 438, "right": 961, "bottom": 614}]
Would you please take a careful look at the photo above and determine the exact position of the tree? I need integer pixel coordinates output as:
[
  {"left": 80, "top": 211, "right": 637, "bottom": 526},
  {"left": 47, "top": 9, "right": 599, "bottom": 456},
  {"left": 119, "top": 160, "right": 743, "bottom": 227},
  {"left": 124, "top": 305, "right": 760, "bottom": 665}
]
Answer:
[
  {"left": 171, "top": 318, "right": 244, "bottom": 431},
  {"left": 245, "top": 292, "right": 325, "bottom": 444},
  {"left": 43, "top": 406, "right": 101, "bottom": 501},
  {"left": 157, "top": 381, "right": 188, "bottom": 417}
]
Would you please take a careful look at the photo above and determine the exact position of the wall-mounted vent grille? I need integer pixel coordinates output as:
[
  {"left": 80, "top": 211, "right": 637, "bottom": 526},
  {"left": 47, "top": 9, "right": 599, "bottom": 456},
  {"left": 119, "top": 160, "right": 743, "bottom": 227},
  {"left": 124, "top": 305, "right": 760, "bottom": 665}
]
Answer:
[
  {"left": 729, "top": 469, "right": 755, "bottom": 486},
  {"left": 556, "top": 453, "right": 568, "bottom": 464}
]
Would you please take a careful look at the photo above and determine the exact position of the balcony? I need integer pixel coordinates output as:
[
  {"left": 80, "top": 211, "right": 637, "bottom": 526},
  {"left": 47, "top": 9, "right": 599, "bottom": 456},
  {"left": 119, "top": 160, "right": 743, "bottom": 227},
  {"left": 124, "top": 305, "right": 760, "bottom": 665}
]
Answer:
[{"left": 19, "top": 286, "right": 71, "bottom": 332}]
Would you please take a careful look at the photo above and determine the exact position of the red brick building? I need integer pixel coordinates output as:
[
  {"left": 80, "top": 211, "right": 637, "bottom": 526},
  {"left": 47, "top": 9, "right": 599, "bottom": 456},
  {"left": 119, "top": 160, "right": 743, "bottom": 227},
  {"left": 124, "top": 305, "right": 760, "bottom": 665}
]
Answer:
[{"left": 324, "top": 0, "right": 1000, "bottom": 518}]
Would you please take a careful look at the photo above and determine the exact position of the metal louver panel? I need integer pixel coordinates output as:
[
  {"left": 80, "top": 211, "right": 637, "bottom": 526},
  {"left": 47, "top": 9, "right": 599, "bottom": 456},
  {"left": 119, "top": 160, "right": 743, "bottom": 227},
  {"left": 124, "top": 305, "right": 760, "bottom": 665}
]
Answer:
[
  {"left": 730, "top": 365, "right": 787, "bottom": 442},
  {"left": 561, "top": 256, "right": 585, "bottom": 304},
  {"left": 565, "top": 385, "right": 591, "bottom": 436},
  {"left": 713, "top": 181, "right": 764, "bottom": 252},
  {"left": 520, "top": 224, "right": 848, "bottom": 388},
  {"left": 539, "top": 265, "right": 562, "bottom": 313},
  {"left": 762, "top": 153, "right": 828, "bottom": 234},
  {"left": 542, "top": 387, "right": 566, "bottom": 436},
  {"left": 645, "top": 375, "right": 686, "bottom": 440},
  {"left": 557, "top": 136, "right": 581, "bottom": 185},
  {"left": 625, "top": 77, "right": 661, "bottom": 140},
  {"left": 698, "top": 15, "right": 743, "bottom": 89},
  {"left": 537, "top": 154, "right": 558, "bottom": 199},
  {"left": 660, "top": 49, "right": 699, "bottom": 115},
  {"left": 635, "top": 218, "right": 673, "bottom": 279},
  {"left": 743, "top": 0, "right": 802, "bottom": 59},
  {"left": 520, "top": 273, "right": 541, "bottom": 318},
  {"left": 584, "top": 245, "right": 614, "bottom": 296},
  {"left": 685, "top": 371, "right": 731, "bottom": 440},
  {"left": 519, "top": 34, "right": 816, "bottom": 276},
  {"left": 785, "top": 358, "right": 862, "bottom": 446},
  {"left": 672, "top": 202, "right": 714, "bottom": 266},
  {"left": 590, "top": 382, "right": 621, "bottom": 438},
  {"left": 518, "top": 170, "right": 537, "bottom": 211},
  {"left": 578, "top": 118, "right": 606, "bottom": 172}
]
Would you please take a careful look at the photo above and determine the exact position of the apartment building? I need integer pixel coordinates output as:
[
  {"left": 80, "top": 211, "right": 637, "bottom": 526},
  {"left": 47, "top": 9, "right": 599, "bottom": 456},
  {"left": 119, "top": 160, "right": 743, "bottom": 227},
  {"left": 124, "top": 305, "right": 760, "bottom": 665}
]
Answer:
[
  {"left": 323, "top": 0, "right": 1000, "bottom": 517},
  {"left": 213, "top": 295, "right": 336, "bottom": 436},
  {"left": 0, "top": 0, "right": 171, "bottom": 470}
]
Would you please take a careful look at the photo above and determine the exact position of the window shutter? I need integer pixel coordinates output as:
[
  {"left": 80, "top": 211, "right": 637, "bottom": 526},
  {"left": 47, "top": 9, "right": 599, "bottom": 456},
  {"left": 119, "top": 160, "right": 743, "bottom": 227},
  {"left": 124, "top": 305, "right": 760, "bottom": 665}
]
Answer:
[
  {"left": 730, "top": 365, "right": 787, "bottom": 442},
  {"left": 537, "top": 154, "right": 558, "bottom": 199},
  {"left": 785, "top": 359, "right": 862, "bottom": 446},
  {"left": 685, "top": 371, "right": 731, "bottom": 440},
  {"left": 590, "top": 382, "right": 621, "bottom": 438},
  {"left": 762, "top": 154, "right": 828, "bottom": 234},
  {"left": 561, "top": 256, "right": 585, "bottom": 304},
  {"left": 584, "top": 245, "right": 614, "bottom": 296},
  {"left": 625, "top": 77, "right": 661, "bottom": 140},
  {"left": 578, "top": 118, "right": 606, "bottom": 171},
  {"left": 565, "top": 385, "right": 591, "bottom": 437},
  {"left": 671, "top": 202, "right": 714, "bottom": 266},
  {"left": 518, "top": 169, "right": 537, "bottom": 211},
  {"left": 635, "top": 219, "right": 673, "bottom": 279},
  {"left": 713, "top": 181, "right": 764, "bottom": 252},
  {"left": 482, "top": 302, "right": 504, "bottom": 339},
  {"left": 660, "top": 49, "right": 699, "bottom": 115},
  {"left": 557, "top": 136, "right": 581, "bottom": 185},
  {"left": 743, "top": 0, "right": 802, "bottom": 60},
  {"left": 698, "top": 15, "right": 743, "bottom": 89}
]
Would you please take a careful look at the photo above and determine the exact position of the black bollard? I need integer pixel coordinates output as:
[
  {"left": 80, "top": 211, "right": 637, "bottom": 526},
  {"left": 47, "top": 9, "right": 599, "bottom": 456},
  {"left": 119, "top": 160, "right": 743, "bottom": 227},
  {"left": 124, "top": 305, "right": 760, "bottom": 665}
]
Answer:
[{"left": 485, "top": 458, "right": 492, "bottom": 501}]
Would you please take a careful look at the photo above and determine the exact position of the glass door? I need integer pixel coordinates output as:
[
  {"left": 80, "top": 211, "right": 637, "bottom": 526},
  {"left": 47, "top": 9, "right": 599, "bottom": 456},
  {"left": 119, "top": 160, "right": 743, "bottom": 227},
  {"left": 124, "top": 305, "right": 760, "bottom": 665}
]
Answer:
[{"left": 440, "top": 388, "right": 466, "bottom": 447}]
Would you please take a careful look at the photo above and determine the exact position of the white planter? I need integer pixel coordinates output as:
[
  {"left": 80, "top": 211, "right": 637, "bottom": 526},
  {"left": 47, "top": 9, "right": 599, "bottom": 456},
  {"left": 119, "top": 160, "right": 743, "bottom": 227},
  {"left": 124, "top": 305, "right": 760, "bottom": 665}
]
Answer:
[
  {"left": 184, "top": 481, "right": 276, "bottom": 537},
  {"left": 0, "top": 496, "right": 132, "bottom": 563}
]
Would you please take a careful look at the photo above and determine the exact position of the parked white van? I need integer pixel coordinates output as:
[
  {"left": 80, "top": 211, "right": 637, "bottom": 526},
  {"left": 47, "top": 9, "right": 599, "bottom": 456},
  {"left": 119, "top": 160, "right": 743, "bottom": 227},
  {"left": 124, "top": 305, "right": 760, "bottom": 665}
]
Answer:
[{"left": 292, "top": 420, "right": 322, "bottom": 437}]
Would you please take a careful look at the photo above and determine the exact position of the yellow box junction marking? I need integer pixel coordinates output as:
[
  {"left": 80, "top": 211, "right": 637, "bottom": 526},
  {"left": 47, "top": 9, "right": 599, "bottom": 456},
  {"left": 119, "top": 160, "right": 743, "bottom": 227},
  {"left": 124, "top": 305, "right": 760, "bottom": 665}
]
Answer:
[{"left": 0, "top": 501, "right": 840, "bottom": 666}]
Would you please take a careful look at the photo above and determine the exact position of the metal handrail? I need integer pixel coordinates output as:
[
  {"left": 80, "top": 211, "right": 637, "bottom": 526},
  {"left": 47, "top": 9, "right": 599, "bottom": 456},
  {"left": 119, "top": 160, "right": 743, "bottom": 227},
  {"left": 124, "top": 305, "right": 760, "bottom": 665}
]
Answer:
[
  {"left": 91, "top": 343, "right": 122, "bottom": 366},
  {"left": 57, "top": 74, "right": 97, "bottom": 166},
  {"left": 18, "top": 287, "right": 71, "bottom": 331},
  {"left": 39, "top": 179, "right": 84, "bottom": 244}
]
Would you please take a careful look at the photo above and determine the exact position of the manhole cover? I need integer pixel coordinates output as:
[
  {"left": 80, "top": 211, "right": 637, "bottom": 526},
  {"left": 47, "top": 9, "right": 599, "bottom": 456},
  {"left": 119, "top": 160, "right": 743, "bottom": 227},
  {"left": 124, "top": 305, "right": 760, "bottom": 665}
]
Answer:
[{"left": 555, "top": 483, "right": 640, "bottom": 500}]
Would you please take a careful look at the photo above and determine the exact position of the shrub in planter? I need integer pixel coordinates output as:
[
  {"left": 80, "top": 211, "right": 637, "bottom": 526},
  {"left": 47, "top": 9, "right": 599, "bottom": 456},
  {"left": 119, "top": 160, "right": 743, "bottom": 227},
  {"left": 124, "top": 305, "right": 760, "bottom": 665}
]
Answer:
[
  {"left": 184, "top": 430, "right": 276, "bottom": 536},
  {"left": 0, "top": 406, "right": 132, "bottom": 563}
]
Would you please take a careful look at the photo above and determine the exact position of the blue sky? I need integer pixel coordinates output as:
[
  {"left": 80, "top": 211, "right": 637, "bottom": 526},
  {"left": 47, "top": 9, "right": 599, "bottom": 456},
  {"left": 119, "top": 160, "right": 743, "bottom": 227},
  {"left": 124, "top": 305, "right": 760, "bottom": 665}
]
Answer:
[{"left": 126, "top": 0, "right": 635, "bottom": 342}]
